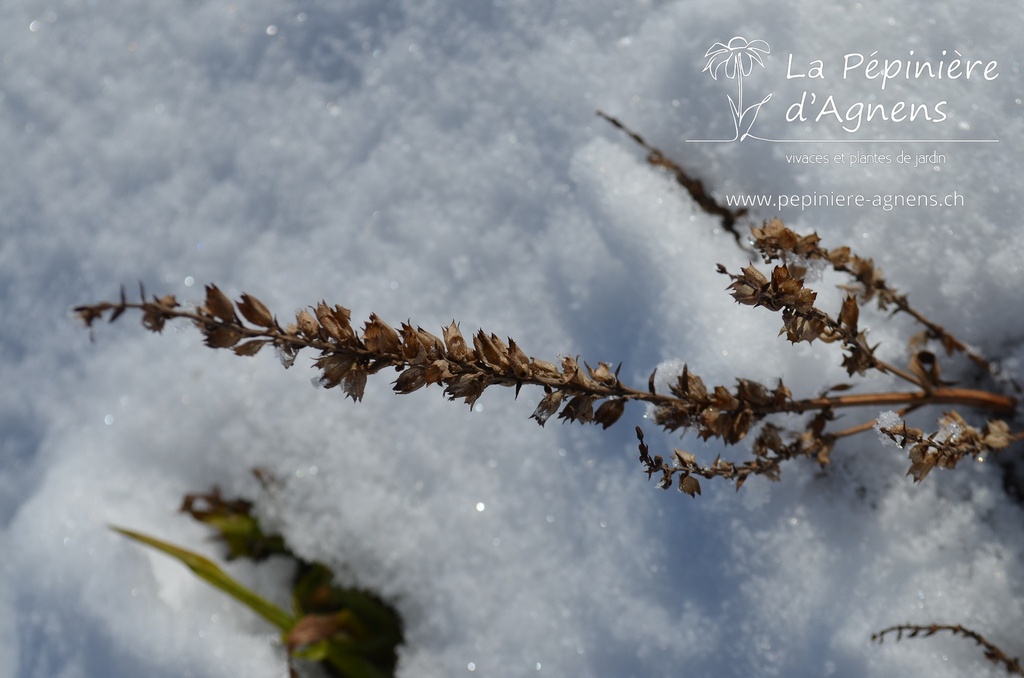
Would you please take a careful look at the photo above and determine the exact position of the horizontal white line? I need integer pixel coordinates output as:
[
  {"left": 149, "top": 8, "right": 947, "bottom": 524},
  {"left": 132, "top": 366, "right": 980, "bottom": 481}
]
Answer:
[{"left": 685, "top": 138, "right": 999, "bottom": 143}]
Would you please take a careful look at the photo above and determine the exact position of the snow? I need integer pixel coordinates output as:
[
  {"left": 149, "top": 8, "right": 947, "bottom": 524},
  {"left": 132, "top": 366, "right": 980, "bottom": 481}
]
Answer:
[
  {"left": 875, "top": 410, "right": 904, "bottom": 447},
  {"left": 3, "top": 1, "right": 1023, "bottom": 677}
]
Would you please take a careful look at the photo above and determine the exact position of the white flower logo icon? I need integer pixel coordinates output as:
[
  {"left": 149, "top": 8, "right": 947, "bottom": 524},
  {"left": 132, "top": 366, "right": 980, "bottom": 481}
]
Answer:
[{"left": 703, "top": 37, "right": 772, "bottom": 141}]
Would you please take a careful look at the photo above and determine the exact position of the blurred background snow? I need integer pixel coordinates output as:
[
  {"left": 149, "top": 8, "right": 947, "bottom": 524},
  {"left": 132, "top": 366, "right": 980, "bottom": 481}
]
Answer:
[{"left": 2, "top": 1, "right": 1023, "bottom": 676}]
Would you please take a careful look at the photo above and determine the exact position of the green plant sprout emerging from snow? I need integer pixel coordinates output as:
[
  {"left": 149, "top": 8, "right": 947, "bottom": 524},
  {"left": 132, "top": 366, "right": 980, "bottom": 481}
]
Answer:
[{"left": 114, "top": 482, "right": 403, "bottom": 678}]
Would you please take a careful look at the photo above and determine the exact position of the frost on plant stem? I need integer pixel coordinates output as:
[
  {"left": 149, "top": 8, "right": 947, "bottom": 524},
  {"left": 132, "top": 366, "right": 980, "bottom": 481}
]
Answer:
[
  {"left": 275, "top": 343, "right": 297, "bottom": 368},
  {"left": 875, "top": 410, "right": 904, "bottom": 448},
  {"left": 936, "top": 413, "right": 964, "bottom": 443}
]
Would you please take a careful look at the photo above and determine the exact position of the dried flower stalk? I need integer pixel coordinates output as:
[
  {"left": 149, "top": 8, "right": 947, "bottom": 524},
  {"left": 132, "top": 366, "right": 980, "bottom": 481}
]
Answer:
[
  {"left": 76, "top": 258, "right": 1019, "bottom": 499},
  {"left": 873, "top": 624, "right": 1024, "bottom": 676}
]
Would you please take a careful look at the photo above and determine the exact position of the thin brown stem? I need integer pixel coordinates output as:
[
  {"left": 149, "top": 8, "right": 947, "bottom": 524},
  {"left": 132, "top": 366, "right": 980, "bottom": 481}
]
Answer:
[
  {"left": 873, "top": 624, "right": 1024, "bottom": 676},
  {"left": 830, "top": 406, "right": 917, "bottom": 441},
  {"left": 596, "top": 110, "right": 749, "bottom": 243},
  {"left": 873, "top": 359, "right": 928, "bottom": 390},
  {"left": 788, "top": 388, "right": 1016, "bottom": 417}
]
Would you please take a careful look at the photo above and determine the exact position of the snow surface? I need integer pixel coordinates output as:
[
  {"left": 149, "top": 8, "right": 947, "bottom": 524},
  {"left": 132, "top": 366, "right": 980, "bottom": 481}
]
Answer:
[{"left": 3, "top": 1, "right": 1024, "bottom": 676}]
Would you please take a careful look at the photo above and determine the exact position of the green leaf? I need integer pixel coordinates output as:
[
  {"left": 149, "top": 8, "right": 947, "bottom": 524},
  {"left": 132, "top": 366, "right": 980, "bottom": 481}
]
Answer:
[{"left": 111, "top": 525, "right": 295, "bottom": 631}]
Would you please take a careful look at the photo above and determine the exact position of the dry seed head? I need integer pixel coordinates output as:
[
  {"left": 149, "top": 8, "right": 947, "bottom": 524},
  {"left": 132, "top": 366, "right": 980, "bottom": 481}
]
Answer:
[
  {"left": 237, "top": 294, "right": 275, "bottom": 328},
  {"left": 296, "top": 309, "right": 319, "bottom": 339}
]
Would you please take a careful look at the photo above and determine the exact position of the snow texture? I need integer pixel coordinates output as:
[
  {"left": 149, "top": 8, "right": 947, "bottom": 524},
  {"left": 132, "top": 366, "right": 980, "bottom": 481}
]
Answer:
[
  {"left": 3, "top": 1, "right": 1023, "bottom": 677},
  {"left": 875, "top": 410, "right": 904, "bottom": 448}
]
